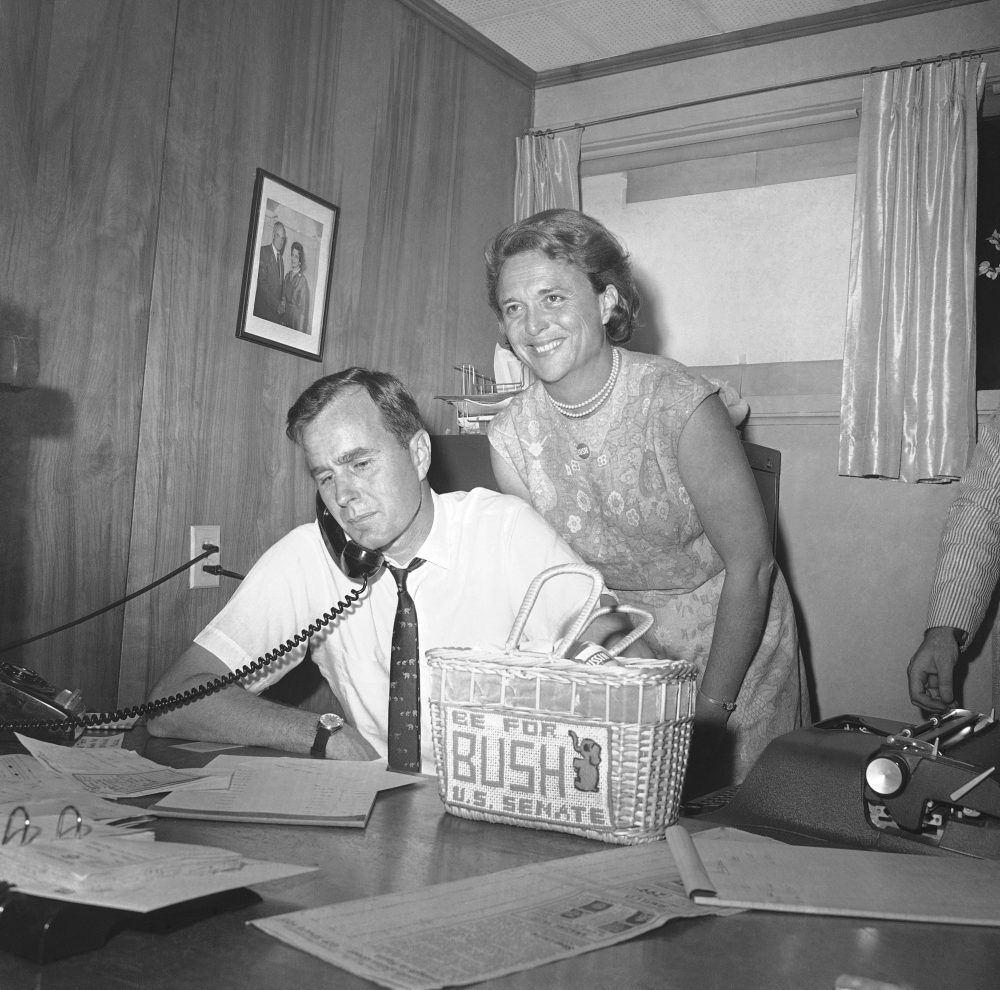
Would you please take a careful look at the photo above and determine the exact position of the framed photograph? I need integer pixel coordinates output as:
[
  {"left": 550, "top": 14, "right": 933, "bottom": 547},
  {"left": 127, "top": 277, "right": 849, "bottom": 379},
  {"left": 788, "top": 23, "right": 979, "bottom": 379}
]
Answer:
[{"left": 236, "top": 169, "right": 339, "bottom": 361}]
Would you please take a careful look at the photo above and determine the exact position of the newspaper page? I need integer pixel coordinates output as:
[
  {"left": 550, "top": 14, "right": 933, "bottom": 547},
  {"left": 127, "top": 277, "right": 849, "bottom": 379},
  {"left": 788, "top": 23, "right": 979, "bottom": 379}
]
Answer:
[{"left": 252, "top": 824, "right": 728, "bottom": 990}]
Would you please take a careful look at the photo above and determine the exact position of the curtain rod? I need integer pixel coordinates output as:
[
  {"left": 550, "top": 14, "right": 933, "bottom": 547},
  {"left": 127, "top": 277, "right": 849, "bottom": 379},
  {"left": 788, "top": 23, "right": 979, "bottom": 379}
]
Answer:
[{"left": 532, "top": 44, "right": 1000, "bottom": 135}]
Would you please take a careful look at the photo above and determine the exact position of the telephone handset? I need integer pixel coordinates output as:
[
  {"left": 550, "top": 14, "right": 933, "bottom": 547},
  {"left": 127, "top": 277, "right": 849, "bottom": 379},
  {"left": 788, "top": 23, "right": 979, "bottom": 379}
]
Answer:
[
  {"left": 315, "top": 492, "right": 385, "bottom": 580},
  {"left": 0, "top": 497, "right": 382, "bottom": 743}
]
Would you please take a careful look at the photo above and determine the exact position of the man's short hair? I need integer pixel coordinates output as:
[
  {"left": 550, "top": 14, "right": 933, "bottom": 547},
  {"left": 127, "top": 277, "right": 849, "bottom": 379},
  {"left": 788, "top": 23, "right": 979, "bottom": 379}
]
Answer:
[{"left": 286, "top": 367, "right": 426, "bottom": 448}]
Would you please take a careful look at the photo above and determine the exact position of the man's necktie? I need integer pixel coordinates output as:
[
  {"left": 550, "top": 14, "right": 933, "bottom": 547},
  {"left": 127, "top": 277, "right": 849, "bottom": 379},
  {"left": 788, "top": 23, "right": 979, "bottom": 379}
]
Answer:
[{"left": 387, "top": 559, "right": 424, "bottom": 772}]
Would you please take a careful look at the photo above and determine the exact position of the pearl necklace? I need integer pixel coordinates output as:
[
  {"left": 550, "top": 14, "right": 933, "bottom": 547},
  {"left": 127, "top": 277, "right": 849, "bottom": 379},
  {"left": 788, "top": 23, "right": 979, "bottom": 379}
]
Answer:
[{"left": 547, "top": 348, "right": 621, "bottom": 420}]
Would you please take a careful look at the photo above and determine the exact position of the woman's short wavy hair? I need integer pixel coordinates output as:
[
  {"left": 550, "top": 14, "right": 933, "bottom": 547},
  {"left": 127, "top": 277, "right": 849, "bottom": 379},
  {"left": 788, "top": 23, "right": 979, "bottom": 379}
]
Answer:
[{"left": 484, "top": 208, "right": 640, "bottom": 346}]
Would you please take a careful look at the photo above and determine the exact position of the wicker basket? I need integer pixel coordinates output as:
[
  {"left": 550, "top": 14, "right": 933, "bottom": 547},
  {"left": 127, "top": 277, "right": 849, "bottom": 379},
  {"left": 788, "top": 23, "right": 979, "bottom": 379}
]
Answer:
[{"left": 425, "top": 564, "right": 697, "bottom": 844}]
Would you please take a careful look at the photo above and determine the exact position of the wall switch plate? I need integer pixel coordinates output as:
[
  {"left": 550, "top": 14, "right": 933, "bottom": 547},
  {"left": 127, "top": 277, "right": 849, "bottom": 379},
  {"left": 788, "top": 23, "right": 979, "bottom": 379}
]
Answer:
[{"left": 189, "top": 525, "right": 220, "bottom": 589}]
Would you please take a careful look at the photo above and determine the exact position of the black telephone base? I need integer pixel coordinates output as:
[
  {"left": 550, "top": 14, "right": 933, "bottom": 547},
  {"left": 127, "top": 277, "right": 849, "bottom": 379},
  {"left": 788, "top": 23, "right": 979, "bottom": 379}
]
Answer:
[{"left": 0, "top": 886, "right": 261, "bottom": 963}]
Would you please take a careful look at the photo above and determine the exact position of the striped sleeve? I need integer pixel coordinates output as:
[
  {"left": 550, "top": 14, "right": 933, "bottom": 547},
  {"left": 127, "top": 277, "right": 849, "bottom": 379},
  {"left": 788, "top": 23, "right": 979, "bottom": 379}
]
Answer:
[{"left": 926, "top": 414, "right": 1000, "bottom": 644}]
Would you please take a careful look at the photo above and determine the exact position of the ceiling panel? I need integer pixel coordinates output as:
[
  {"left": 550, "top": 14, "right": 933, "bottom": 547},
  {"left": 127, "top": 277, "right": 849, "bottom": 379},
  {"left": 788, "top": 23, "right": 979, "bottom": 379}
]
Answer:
[{"left": 433, "top": 0, "right": 944, "bottom": 73}]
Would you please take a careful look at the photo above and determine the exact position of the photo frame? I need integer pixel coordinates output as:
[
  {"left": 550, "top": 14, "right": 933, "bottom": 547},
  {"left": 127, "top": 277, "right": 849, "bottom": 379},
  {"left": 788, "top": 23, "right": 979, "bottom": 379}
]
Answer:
[{"left": 236, "top": 169, "right": 339, "bottom": 361}]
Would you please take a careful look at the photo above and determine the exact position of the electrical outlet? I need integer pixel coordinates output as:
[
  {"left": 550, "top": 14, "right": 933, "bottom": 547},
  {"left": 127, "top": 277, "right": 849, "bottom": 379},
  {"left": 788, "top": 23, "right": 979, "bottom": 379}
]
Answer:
[{"left": 189, "top": 525, "right": 221, "bottom": 589}]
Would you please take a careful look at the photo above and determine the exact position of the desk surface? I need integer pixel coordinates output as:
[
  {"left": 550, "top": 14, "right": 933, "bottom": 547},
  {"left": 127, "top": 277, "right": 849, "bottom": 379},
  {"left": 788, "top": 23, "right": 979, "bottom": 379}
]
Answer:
[{"left": 2, "top": 737, "right": 999, "bottom": 990}]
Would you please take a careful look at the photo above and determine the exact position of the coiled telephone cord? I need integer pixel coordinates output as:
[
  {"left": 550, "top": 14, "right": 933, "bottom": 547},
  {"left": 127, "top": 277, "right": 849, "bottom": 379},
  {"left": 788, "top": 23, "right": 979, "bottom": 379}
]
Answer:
[{"left": 0, "top": 577, "right": 368, "bottom": 737}]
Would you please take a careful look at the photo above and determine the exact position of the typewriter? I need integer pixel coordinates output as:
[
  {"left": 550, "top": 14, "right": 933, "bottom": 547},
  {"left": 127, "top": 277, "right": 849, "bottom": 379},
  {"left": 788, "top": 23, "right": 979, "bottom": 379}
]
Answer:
[{"left": 705, "top": 709, "right": 1000, "bottom": 858}]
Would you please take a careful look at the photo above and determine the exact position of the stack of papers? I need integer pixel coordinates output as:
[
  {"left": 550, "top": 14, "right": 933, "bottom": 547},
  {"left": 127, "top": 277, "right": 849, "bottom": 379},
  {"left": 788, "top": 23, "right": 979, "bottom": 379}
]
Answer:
[
  {"left": 0, "top": 736, "right": 421, "bottom": 916},
  {"left": 2, "top": 737, "right": 332, "bottom": 913},
  {"left": 147, "top": 754, "right": 419, "bottom": 827},
  {"left": 0, "top": 833, "right": 314, "bottom": 913},
  {"left": 16, "top": 733, "right": 216, "bottom": 799},
  {"left": 3, "top": 838, "right": 245, "bottom": 893},
  {"left": 9, "top": 733, "right": 419, "bottom": 828}
]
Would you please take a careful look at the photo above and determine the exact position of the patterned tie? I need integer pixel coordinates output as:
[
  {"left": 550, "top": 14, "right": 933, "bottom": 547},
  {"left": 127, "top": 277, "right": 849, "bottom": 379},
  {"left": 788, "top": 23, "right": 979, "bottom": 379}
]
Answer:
[{"left": 387, "top": 559, "right": 424, "bottom": 772}]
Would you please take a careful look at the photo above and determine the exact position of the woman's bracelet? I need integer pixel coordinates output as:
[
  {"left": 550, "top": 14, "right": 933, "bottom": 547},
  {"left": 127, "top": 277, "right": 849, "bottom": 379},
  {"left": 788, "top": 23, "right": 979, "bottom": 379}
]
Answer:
[{"left": 697, "top": 687, "right": 737, "bottom": 713}]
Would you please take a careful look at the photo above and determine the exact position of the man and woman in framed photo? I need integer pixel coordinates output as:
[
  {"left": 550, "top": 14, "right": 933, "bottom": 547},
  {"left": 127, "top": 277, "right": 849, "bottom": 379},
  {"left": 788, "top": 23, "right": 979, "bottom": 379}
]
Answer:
[
  {"left": 239, "top": 169, "right": 338, "bottom": 361},
  {"left": 253, "top": 218, "right": 312, "bottom": 334}
]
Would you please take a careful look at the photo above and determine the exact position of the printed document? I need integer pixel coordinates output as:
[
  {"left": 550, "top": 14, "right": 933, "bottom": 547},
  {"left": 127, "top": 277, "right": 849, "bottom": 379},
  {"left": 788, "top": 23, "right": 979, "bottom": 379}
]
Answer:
[{"left": 252, "top": 837, "right": 728, "bottom": 990}]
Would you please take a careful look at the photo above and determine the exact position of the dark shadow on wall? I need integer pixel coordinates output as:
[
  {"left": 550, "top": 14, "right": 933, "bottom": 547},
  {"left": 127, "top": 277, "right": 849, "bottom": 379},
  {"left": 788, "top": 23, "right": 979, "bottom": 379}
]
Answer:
[
  {"left": 773, "top": 516, "right": 818, "bottom": 723},
  {"left": 629, "top": 266, "right": 670, "bottom": 356},
  {"left": 0, "top": 299, "right": 74, "bottom": 658}
]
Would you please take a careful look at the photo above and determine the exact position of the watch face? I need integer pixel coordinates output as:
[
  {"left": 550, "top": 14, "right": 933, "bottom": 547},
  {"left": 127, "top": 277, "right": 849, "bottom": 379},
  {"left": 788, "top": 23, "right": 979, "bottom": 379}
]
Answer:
[{"left": 319, "top": 713, "right": 344, "bottom": 731}]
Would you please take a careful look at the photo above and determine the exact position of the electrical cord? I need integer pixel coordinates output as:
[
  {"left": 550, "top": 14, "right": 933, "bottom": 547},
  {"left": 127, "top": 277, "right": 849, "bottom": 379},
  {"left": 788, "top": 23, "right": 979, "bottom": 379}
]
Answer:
[
  {"left": 204, "top": 564, "right": 246, "bottom": 581},
  {"left": 0, "top": 575, "right": 369, "bottom": 736},
  {"left": 0, "top": 544, "right": 226, "bottom": 655}
]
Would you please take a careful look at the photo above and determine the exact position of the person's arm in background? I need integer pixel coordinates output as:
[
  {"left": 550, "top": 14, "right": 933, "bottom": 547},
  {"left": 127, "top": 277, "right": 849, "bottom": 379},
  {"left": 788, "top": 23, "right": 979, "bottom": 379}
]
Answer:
[
  {"left": 146, "top": 643, "right": 378, "bottom": 760},
  {"left": 676, "top": 395, "right": 774, "bottom": 724},
  {"left": 908, "top": 417, "right": 1000, "bottom": 711}
]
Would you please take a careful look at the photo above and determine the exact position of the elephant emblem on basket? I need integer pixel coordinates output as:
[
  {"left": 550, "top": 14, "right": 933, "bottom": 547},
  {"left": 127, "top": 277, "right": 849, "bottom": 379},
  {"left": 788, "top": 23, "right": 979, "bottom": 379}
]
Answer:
[{"left": 567, "top": 729, "right": 602, "bottom": 792}]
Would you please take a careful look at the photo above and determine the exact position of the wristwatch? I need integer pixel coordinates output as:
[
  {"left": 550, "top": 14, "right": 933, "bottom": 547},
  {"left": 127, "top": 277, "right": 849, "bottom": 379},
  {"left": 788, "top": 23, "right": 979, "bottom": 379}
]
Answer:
[{"left": 310, "top": 712, "right": 345, "bottom": 757}]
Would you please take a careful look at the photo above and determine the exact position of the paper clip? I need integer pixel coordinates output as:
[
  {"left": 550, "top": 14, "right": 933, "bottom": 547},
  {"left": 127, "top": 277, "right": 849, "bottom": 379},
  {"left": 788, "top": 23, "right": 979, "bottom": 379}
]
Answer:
[{"left": 2, "top": 806, "right": 30, "bottom": 845}]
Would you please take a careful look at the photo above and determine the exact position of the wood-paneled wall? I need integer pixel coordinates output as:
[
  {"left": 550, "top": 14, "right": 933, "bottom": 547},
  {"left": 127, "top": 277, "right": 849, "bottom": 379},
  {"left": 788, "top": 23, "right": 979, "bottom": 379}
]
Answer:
[
  {"left": 1, "top": 0, "right": 176, "bottom": 710},
  {"left": 0, "top": 0, "right": 531, "bottom": 714}
]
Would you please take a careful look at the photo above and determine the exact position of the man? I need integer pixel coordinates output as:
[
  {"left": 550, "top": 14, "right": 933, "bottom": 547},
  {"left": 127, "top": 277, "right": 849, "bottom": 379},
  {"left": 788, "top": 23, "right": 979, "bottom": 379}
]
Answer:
[
  {"left": 147, "top": 368, "right": 640, "bottom": 771},
  {"left": 907, "top": 413, "right": 1000, "bottom": 711},
  {"left": 253, "top": 220, "right": 286, "bottom": 323}
]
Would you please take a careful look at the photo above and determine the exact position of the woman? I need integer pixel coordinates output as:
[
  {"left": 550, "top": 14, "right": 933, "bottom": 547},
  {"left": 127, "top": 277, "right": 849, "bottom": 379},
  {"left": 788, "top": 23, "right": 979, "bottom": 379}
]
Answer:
[
  {"left": 282, "top": 241, "right": 312, "bottom": 333},
  {"left": 485, "top": 208, "right": 809, "bottom": 792}
]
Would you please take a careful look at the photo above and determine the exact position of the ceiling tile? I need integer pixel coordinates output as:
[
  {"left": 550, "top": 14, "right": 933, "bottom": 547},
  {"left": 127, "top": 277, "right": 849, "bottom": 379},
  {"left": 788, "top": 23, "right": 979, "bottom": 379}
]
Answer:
[{"left": 435, "top": 0, "right": 905, "bottom": 73}]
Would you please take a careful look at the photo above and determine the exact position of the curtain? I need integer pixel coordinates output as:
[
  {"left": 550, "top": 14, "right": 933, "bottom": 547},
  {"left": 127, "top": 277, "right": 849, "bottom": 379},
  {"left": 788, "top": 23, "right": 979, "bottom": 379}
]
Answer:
[
  {"left": 513, "top": 128, "right": 583, "bottom": 221},
  {"left": 839, "top": 56, "right": 986, "bottom": 482}
]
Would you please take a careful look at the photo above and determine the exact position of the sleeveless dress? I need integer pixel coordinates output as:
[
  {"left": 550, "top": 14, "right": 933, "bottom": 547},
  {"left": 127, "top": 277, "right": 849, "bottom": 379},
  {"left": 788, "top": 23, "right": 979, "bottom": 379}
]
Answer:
[{"left": 488, "top": 349, "right": 810, "bottom": 783}]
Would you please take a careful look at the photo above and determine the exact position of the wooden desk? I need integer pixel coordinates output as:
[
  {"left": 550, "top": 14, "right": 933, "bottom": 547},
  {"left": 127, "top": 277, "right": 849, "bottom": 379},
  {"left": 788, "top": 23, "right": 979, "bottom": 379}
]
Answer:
[{"left": 2, "top": 737, "right": 998, "bottom": 990}]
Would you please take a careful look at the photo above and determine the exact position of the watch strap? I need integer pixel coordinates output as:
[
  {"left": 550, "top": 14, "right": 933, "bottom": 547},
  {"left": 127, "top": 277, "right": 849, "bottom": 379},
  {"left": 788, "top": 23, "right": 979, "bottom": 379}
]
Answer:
[{"left": 310, "top": 713, "right": 343, "bottom": 757}]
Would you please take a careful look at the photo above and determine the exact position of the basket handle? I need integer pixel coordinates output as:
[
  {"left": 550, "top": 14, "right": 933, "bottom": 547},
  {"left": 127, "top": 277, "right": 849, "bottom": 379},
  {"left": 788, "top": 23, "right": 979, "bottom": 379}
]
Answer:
[
  {"left": 567, "top": 604, "right": 655, "bottom": 659},
  {"left": 505, "top": 563, "right": 605, "bottom": 653}
]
